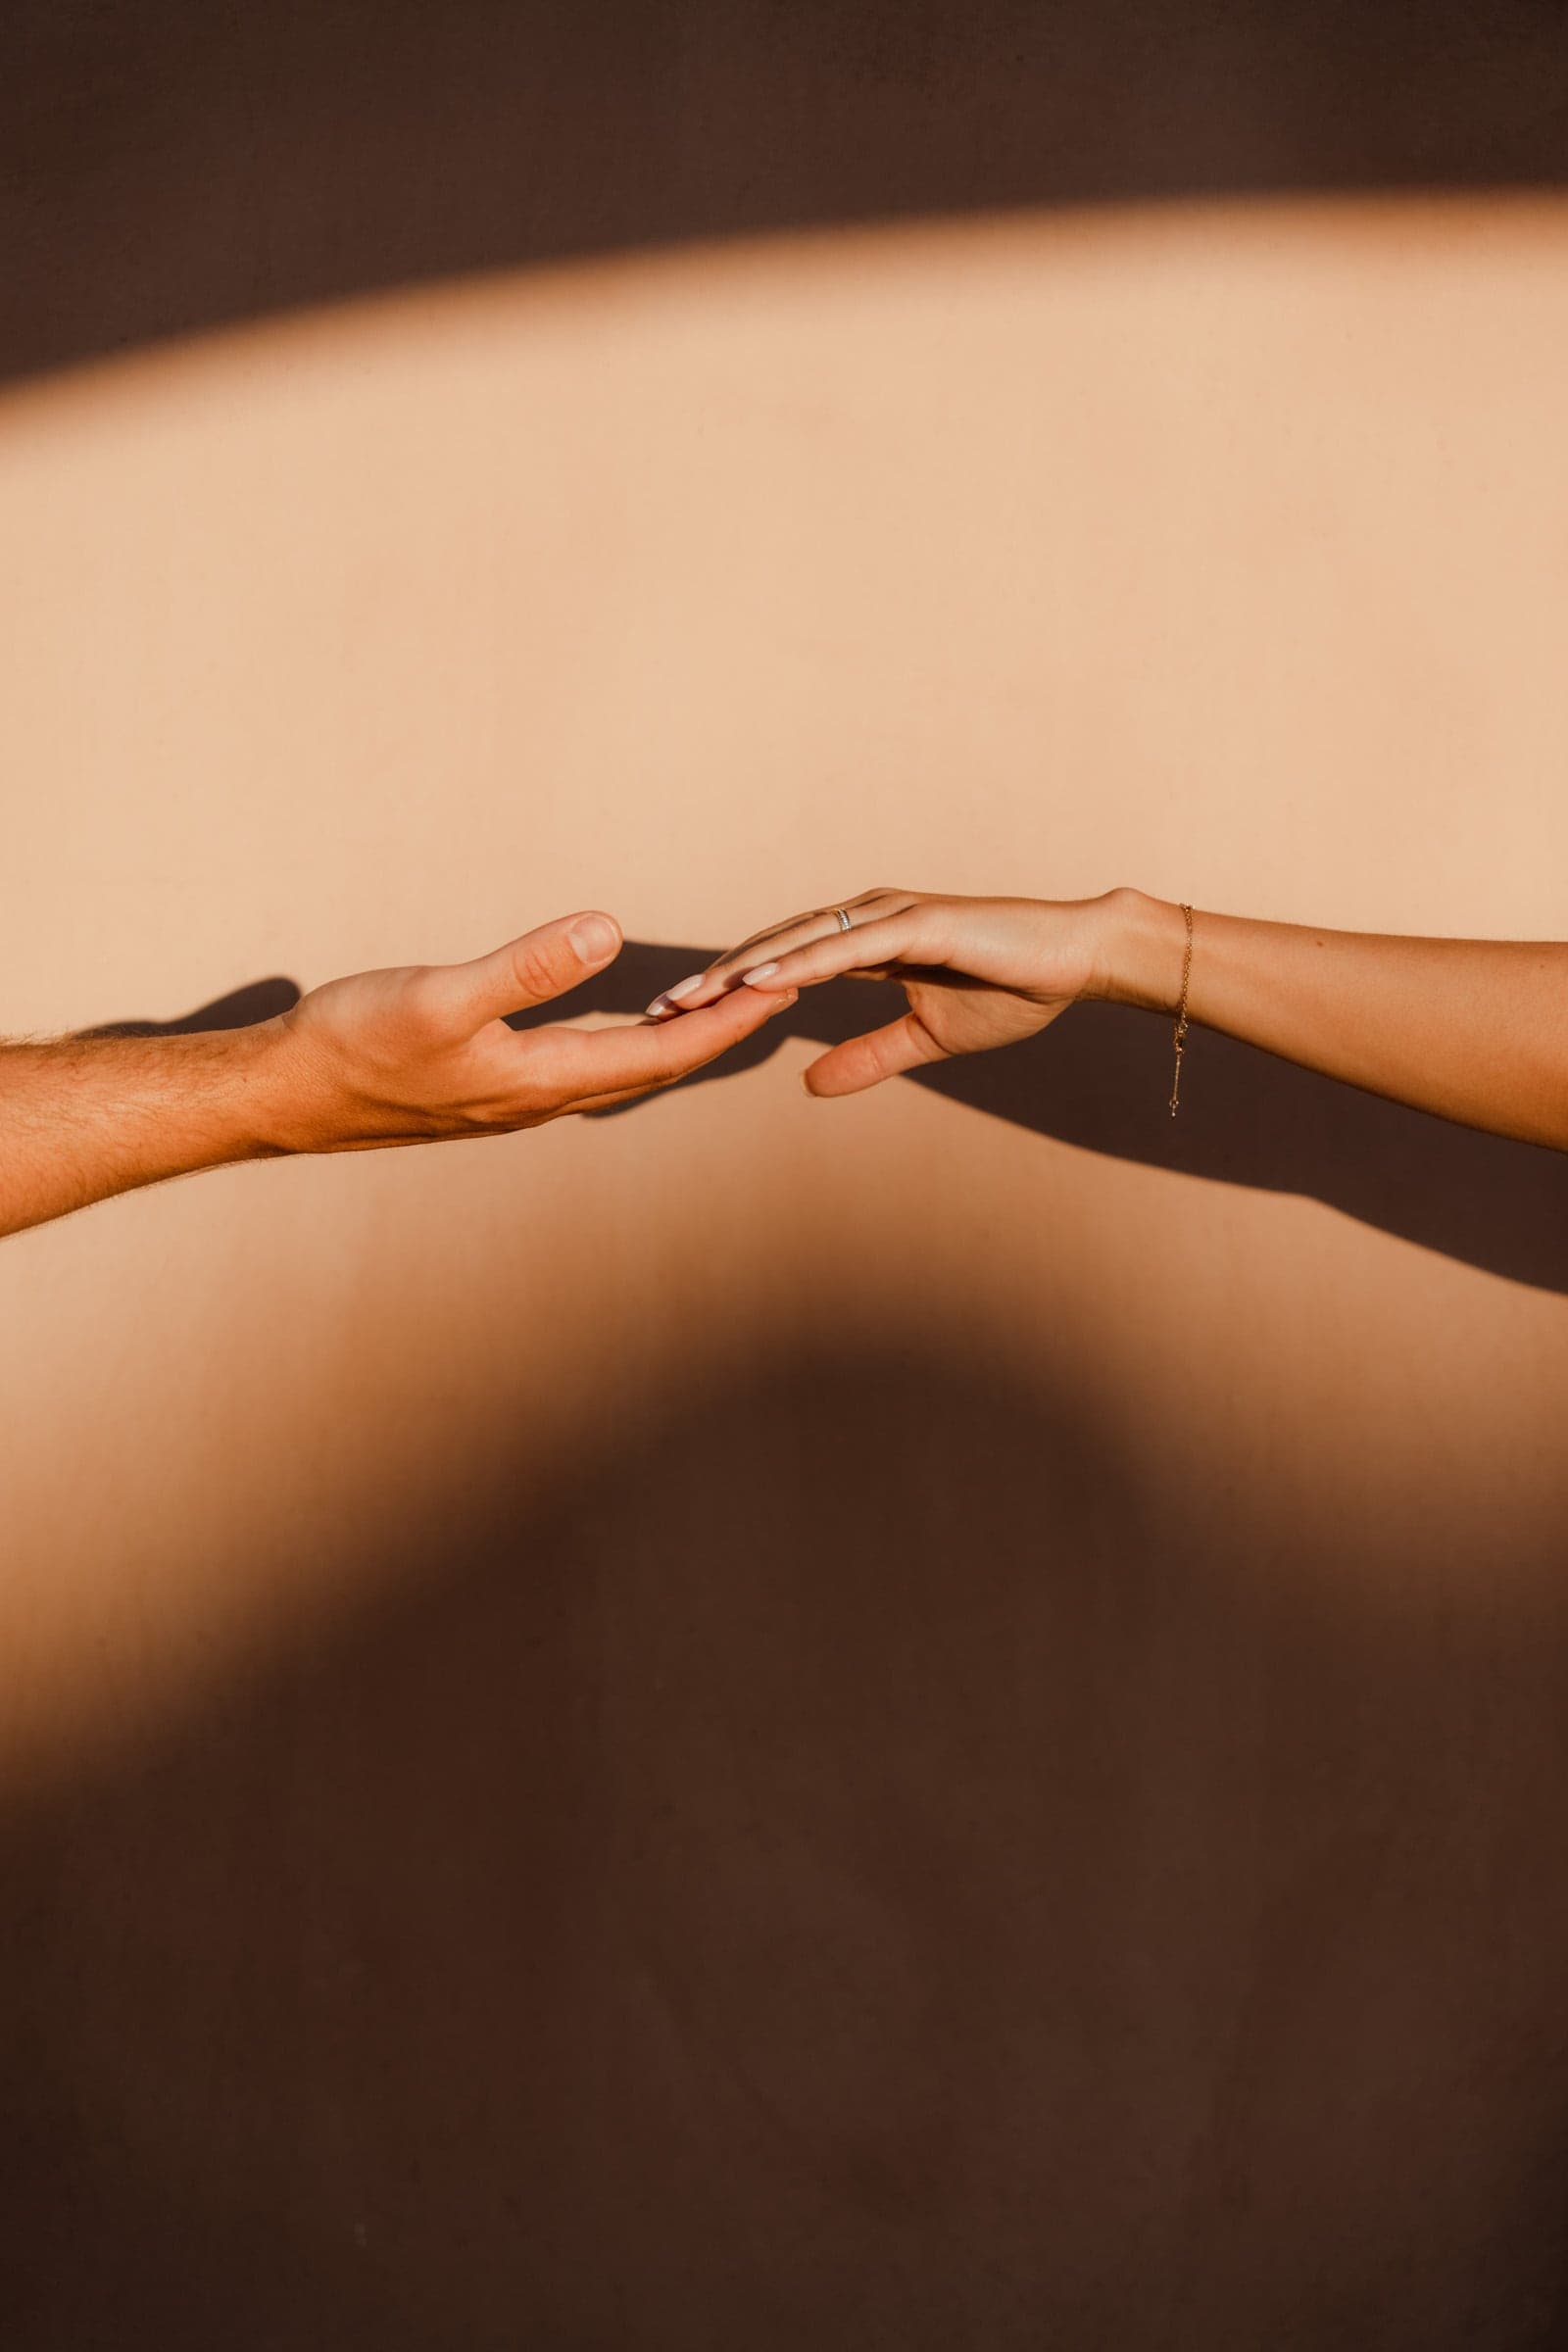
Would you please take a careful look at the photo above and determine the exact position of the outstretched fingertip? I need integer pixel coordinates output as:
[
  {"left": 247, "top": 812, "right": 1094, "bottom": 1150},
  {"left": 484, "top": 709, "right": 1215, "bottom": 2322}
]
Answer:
[{"left": 567, "top": 911, "right": 622, "bottom": 964}]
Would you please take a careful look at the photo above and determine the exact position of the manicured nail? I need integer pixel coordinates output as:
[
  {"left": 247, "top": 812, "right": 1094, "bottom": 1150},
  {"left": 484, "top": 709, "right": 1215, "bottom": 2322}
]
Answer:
[
  {"left": 570, "top": 914, "right": 619, "bottom": 958},
  {"left": 742, "top": 961, "right": 780, "bottom": 986},
  {"left": 643, "top": 973, "right": 704, "bottom": 1017}
]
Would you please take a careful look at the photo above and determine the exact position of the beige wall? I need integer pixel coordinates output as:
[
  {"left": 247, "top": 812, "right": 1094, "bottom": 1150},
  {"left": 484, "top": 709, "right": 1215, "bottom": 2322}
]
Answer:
[{"left": 3, "top": 198, "right": 1567, "bottom": 2340}]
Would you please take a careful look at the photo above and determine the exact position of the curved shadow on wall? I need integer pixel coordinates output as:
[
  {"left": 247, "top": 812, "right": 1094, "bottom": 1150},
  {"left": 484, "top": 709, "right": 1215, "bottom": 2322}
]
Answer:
[
  {"left": 5, "top": 0, "right": 1568, "bottom": 391},
  {"left": 3, "top": 1342, "right": 1566, "bottom": 2346}
]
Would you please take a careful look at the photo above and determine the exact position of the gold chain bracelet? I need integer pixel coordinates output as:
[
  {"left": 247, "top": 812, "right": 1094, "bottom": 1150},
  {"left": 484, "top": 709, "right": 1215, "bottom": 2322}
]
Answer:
[{"left": 1169, "top": 902, "right": 1195, "bottom": 1116}]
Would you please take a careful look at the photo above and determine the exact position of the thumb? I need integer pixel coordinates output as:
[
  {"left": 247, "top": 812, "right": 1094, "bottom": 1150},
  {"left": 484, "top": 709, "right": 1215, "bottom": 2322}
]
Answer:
[
  {"left": 441, "top": 910, "right": 623, "bottom": 1028},
  {"left": 804, "top": 1010, "right": 948, "bottom": 1096}
]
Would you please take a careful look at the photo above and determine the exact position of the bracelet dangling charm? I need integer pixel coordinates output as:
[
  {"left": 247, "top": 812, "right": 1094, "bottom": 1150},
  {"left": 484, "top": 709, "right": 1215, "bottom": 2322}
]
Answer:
[{"left": 1169, "top": 902, "right": 1195, "bottom": 1116}]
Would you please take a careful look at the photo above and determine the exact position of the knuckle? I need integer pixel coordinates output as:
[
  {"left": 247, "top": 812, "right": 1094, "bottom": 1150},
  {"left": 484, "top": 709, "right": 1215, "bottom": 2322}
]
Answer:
[
  {"left": 512, "top": 942, "right": 564, "bottom": 1001},
  {"left": 401, "top": 967, "right": 450, "bottom": 1034}
]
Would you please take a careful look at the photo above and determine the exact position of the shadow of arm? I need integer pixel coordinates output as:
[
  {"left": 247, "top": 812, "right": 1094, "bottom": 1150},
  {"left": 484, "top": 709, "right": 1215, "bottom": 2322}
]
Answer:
[{"left": 520, "top": 941, "right": 1568, "bottom": 1298}]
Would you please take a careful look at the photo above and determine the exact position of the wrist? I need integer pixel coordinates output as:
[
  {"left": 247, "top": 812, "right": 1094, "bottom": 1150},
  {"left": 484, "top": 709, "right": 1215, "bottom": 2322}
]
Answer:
[
  {"left": 227, "top": 1016, "right": 333, "bottom": 1157},
  {"left": 1084, "top": 888, "right": 1193, "bottom": 1012}
]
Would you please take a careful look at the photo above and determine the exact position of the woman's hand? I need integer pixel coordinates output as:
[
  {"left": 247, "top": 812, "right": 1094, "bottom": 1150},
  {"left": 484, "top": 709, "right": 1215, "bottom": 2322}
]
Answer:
[
  {"left": 644, "top": 884, "right": 1568, "bottom": 1153},
  {"left": 646, "top": 889, "right": 1133, "bottom": 1096}
]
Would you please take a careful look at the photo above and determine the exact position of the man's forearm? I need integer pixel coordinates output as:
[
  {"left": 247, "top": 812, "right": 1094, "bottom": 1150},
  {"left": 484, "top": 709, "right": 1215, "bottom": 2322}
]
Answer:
[
  {"left": 0, "top": 1024, "right": 294, "bottom": 1238},
  {"left": 1102, "top": 891, "right": 1568, "bottom": 1151},
  {"left": 2, "top": 910, "right": 798, "bottom": 1239}
]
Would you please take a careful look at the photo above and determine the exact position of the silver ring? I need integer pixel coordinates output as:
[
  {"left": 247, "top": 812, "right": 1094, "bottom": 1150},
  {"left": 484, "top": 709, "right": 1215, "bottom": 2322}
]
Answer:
[{"left": 832, "top": 906, "right": 853, "bottom": 933}]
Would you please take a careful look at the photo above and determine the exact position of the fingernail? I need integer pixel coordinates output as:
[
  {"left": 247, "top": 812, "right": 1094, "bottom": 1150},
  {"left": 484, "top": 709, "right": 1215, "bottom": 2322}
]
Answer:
[
  {"left": 643, "top": 973, "right": 703, "bottom": 1017},
  {"left": 742, "top": 962, "right": 780, "bottom": 986},
  {"left": 570, "top": 914, "right": 619, "bottom": 958}
]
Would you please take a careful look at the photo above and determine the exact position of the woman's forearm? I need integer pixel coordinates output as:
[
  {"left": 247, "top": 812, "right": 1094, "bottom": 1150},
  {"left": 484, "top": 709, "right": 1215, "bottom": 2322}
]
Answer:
[{"left": 1099, "top": 890, "right": 1568, "bottom": 1151}]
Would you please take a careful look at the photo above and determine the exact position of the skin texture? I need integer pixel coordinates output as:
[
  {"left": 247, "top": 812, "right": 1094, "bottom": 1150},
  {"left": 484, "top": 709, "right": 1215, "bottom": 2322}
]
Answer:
[
  {"left": 0, "top": 910, "right": 796, "bottom": 1238},
  {"left": 650, "top": 886, "right": 1568, "bottom": 1151}
]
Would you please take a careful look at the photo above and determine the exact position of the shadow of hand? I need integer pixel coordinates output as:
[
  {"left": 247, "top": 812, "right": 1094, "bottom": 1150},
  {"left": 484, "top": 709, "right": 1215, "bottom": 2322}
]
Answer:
[
  {"left": 87, "top": 944, "right": 1567, "bottom": 1298},
  {"left": 504, "top": 939, "right": 1568, "bottom": 1298}
]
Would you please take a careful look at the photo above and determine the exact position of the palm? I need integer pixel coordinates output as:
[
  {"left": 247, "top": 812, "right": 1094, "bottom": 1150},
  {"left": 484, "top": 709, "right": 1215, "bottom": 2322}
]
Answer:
[
  {"left": 296, "top": 963, "right": 516, "bottom": 1089},
  {"left": 901, "top": 970, "right": 1069, "bottom": 1060},
  {"left": 282, "top": 924, "right": 796, "bottom": 1146}
]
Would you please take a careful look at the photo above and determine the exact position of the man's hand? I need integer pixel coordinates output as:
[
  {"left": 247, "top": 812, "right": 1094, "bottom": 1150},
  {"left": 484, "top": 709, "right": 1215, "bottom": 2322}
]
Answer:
[
  {"left": 1, "top": 911, "right": 796, "bottom": 1237},
  {"left": 270, "top": 909, "right": 796, "bottom": 1150}
]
